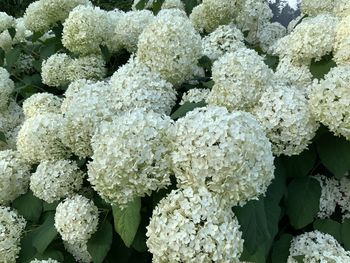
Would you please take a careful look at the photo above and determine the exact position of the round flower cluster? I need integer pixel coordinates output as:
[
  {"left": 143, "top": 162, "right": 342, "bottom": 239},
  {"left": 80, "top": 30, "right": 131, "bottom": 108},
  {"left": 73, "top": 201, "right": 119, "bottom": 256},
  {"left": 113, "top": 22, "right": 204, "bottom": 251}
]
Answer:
[
  {"left": 30, "top": 159, "right": 84, "bottom": 203},
  {"left": 30, "top": 259, "right": 60, "bottom": 263},
  {"left": 309, "top": 65, "right": 350, "bottom": 140},
  {"left": 0, "top": 12, "right": 15, "bottom": 33},
  {"left": 171, "top": 106, "right": 274, "bottom": 206},
  {"left": 110, "top": 57, "right": 177, "bottom": 115},
  {"left": 62, "top": 5, "right": 109, "bottom": 55},
  {"left": 190, "top": 0, "right": 236, "bottom": 33},
  {"left": 54, "top": 194, "right": 99, "bottom": 243},
  {"left": 0, "top": 17, "right": 31, "bottom": 52},
  {"left": 41, "top": 53, "right": 106, "bottom": 87},
  {"left": 23, "top": 93, "right": 62, "bottom": 119},
  {"left": 273, "top": 14, "right": 338, "bottom": 65},
  {"left": 88, "top": 109, "right": 173, "bottom": 207},
  {"left": 207, "top": 48, "right": 273, "bottom": 111},
  {"left": 334, "top": 16, "right": 350, "bottom": 65},
  {"left": 180, "top": 88, "right": 210, "bottom": 105},
  {"left": 287, "top": 231, "right": 350, "bottom": 262},
  {"left": 146, "top": 187, "right": 244, "bottom": 263},
  {"left": 257, "top": 22, "right": 286, "bottom": 54},
  {"left": 0, "top": 150, "right": 31, "bottom": 205},
  {"left": 0, "top": 67, "right": 15, "bottom": 110},
  {"left": 137, "top": 9, "right": 202, "bottom": 86},
  {"left": 273, "top": 58, "right": 313, "bottom": 95},
  {"left": 253, "top": 84, "right": 318, "bottom": 156},
  {"left": 23, "top": 0, "right": 90, "bottom": 33},
  {"left": 17, "top": 113, "right": 69, "bottom": 163},
  {"left": 313, "top": 175, "right": 342, "bottom": 219},
  {"left": 61, "top": 80, "right": 115, "bottom": 157},
  {"left": 0, "top": 206, "right": 26, "bottom": 262},
  {"left": 202, "top": 24, "right": 245, "bottom": 61},
  {"left": 113, "top": 10, "right": 154, "bottom": 52}
]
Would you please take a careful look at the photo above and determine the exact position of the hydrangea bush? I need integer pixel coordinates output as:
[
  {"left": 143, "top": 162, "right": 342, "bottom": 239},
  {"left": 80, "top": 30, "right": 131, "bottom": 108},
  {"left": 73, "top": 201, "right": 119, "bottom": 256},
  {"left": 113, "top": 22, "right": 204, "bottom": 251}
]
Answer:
[{"left": 0, "top": 0, "right": 350, "bottom": 262}]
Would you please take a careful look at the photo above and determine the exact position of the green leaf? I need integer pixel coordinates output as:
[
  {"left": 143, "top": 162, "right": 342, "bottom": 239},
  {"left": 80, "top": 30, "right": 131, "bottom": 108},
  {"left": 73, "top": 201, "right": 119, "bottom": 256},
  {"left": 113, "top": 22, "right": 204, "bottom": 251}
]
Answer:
[
  {"left": 112, "top": 198, "right": 141, "bottom": 247},
  {"left": 286, "top": 177, "right": 321, "bottom": 229},
  {"left": 198, "top": 55, "right": 212, "bottom": 71},
  {"left": 268, "top": 158, "right": 287, "bottom": 203},
  {"left": 314, "top": 219, "right": 342, "bottom": 243},
  {"left": 281, "top": 145, "right": 317, "bottom": 178},
  {"left": 100, "top": 44, "right": 111, "bottom": 62},
  {"left": 0, "top": 48, "right": 4, "bottom": 67},
  {"left": 293, "top": 255, "right": 306, "bottom": 263},
  {"left": 32, "top": 213, "right": 58, "bottom": 253},
  {"left": 132, "top": 227, "right": 147, "bottom": 253},
  {"left": 153, "top": 0, "right": 165, "bottom": 14},
  {"left": 12, "top": 191, "right": 43, "bottom": 222},
  {"left": 310, "top": 55, "right": 336, "bottom": 80},
  {"left": 171, "top": 101, "right": 207, "bottom": 120},
  {"left": 5, "top": 46, "right": 21, "bottom": 70},
  {"left": 341, "top": 219, "right": 350, "bottom": 250},
  {"left": 317, "top": 132, "right": 350, "bottom": 179},
  {"left": 27, "top": 31, "right": 45, "bottom": 43},
  {"left": 87, "top": 220, "right": 113, "bottom": 263},
  {"left": 183, "top": 0, "right": 198, "bottom": 15},
  {"left": 271, "top": 234, "right": 293, "bottom": 263},
  {"left": 135, "top": 0, "right": 148, "bottom": 10},
  {"left": 240, "top": 245, "right": 267, "bottom": 263},
  {"left": 0, "top": 131, "right": 7, "bottom": 143},
  {"left": 35, "top": 249, "right": 64, "bottom": 261},
  {"left": 264, "top": 55, "right": 279, "bottom": 70},
  {"left": 233, "top": 200, "right": 271, "bottom": 254},
  {"left": 8, "top": 27, "right": 16, "bottom": 39}
]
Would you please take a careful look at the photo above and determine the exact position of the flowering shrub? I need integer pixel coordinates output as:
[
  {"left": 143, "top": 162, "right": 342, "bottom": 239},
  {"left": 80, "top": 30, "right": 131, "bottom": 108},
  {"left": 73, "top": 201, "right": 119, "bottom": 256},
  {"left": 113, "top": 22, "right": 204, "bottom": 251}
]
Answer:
[{"left": 1, "top": 0, "right": 350, "bottom": 263}]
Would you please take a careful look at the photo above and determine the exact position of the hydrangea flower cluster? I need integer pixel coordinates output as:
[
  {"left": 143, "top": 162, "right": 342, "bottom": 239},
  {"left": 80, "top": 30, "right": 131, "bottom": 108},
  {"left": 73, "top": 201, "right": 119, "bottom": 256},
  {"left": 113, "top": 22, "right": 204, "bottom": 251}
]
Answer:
[
  {"left": 41, "top": 53, "right": 106, "bottom": 87},
  {"left": 171, "top": 106, "right": 274, "bottom": 206},
  {"left": 0, "top": 150, "right": 31, "bottom": 205},
  {"left": 137, "top": 9, "right": 202, "bottom": 85},
  {"left": 309, "top": 65, "right": 350, "bottom": 140},
  {"left": 23, "top": 93, "right": 62, "bottom": 119},
  {"left": 287, "top": 231, "right": 350, "bottom": 262},
  {"left": 88, "top": 109, "right": 173, "bottom": 207},
  {"left": 334, "top": 16, "right": 350, "bottom": 65},
  {"left": 0, "top": 206, "right": 26, "bottom": 262},
  {"left": 180, "top": 88, "right": 210, "bottom": 105},
  {"left": 0, "top": 67, "right": 15, "bottom": 110},
  {"left": 146, "top": 187, "right": 244, "bottom": 263},
  {"left": 0, "top": 16, "right": 31, "bottom": 52},
  {"left": 30, "top": 160, "right": 84, "bottom": 203}
]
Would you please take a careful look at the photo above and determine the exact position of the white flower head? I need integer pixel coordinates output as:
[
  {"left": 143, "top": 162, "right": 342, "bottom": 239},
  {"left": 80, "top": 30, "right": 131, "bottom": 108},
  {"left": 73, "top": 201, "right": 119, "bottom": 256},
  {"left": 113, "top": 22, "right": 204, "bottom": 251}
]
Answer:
[
  {"left": 0, "top": 67, "right": 15, "bottom": 110},
  {"left": 23, "top": 93, "right": 62, "bottom": 119},
  {"left": 180, "top": 88, "right": 210, "bottom": 105}
]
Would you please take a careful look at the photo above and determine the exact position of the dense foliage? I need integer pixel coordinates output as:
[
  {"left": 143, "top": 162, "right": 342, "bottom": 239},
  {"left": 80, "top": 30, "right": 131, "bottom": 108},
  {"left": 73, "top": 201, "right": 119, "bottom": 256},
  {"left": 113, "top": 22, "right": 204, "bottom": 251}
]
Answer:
[{"left": 1, "top": 0, "right": 350, "bottom": 263}]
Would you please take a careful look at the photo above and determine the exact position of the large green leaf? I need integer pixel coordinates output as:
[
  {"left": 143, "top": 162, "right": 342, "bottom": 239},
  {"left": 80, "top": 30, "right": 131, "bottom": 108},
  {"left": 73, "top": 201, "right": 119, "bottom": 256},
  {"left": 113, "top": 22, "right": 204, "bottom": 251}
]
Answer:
[
  {"left": 112, "top": 198, "right": 141, "bottom": 247},
  {"left": 32, "top": 213, "right": 58, "bottom": 253},
  {"left": 314, "top": 219, "right": 342, "bottom": 243},
  {"left": 233, "top": 200, "right": 271, "bottom": 254},
  {"left": 0, "top": 131, "right": 7, "bottom": 143},
  {"left": 281, "top": 145, "right": 317, "bottom": 178},
  {"left": 341, "top": 219, "right": 350, "bottom": 250},
  {"left": 317, "top": 132, "right": 350, "bottom": 179},
  {"left": 286, "top": 177, "right": 321, "bottom": 229},
  {"left": 171, "top": 101, "right": 207, "bottom": 120},
  {"left": 87, "top": 220, "right": 113, "bottom": 263},
  {"left": 12, "top": 191, "right": 43, "bottom": 223},
  {"left": 271, "top": 234, "right": 293, "bottom": 263},
  {"left": 310, "top": 56, "right": 336, "bottom": 80}
]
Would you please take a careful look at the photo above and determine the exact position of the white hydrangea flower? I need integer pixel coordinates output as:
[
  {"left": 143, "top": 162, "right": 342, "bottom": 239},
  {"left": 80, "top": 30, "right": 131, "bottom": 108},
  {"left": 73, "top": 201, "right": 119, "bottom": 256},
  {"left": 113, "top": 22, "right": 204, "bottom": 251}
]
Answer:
[
  {"left": 0, "top": 12, "right": 15, "bottom": 33},
  {"left": 0, "top": 150, "right": 31, "bottom": 205},
  {"left": 161, "top": 0, "right": 185, "bottom": 10},
  {"left": 273, "top": 58, "right": 313, "bottom": 96},
  {"left": 104, "top": 9, "right": 125, "bottom": 53},
  {"left": 64, "top": 241, "right": 92, "bottom": 263},
  {"left": 253, "top": 84, "right": 318, "bottom": 156},
  {"left": 137, "top": 9, "right": 202, "bottom": 86},
  {"left": 62, "top": 5, "right": 109, "bottom": 55},
  {"left": 114, "top": 10, "right": 154, "bottom": 53},
  {"left": 110, "top": 57, "right": 177, "bottom": 115},
  {"left": 61, "top": 80, "right": 116, "bottom": 158},
  {"left": 301, "top": 0, "right": 334, "bottom": 16},
  {"left": 30, "top": 259, "right": 60, "bottom": 263},
  {"left": 257, "top": 22, "right": 286, "bottom": 54},
  {"left": 23, "top": 1, "right": 52, "bottom": 33},
  {"left": 180, "top": 88, "right": 210, "bottom": 105},
  {"left": 309, "top": 66, "right": 350, "bottom": 140},
  {"left": 13, "top": 54, "right": 36, "bottom": 75},
  {"left": 0, "top": 206, "right": 26, "bottom": 263},
  {"left": 88, "top": 109, "right": 173, "bottom": 207},
  {"left": 68, "top": 55, "right": 106, "bottom": 82},
  {"left": 171, "top": 106, "right": 274, "bottom": 206},
  {"left": 146, "top": 187, "right": 244, "bottom": 263},
  {"left": 0, "top": 67, "right": 14, "bottom": 110},
  {"left": 334, "top": 1, "right": 350, "bottom": 17},
  {"left": 0, "top": 30, "right": 13, "bottom": 52},
  {"left": 273, "top": 14, "right": 338, "bottom": 65},
  {"left": 313, "top": 175, "right": 342, "bottom": 219},
  {"left": 60, "top": 79, "right": 89, "bottom": 113},
  {"left": 334, "top": 16, "right": 350, "bottom": 65},
  {"left": 41, "top": 53, "right": 71, "bottom": 87},
  {"left": 55, "top": 194, "right": 99, "bottom": 243},
  {"left": 23, "top": 93, "right": 62, "bottom": 119},
  {"left": 1, "top": 125, "right": 22, "bottom": 151},
  {"left": 234, "top": 0, "right": 273, "bottom": 44},
  {"left": 202, "top": 24, "right": 245, "bottom": 61},
  {"left": 0, "top": 17, "right": 32, "bottom": 52},
  {"left": 17, "top": 113, "right": 69, "bottom": 164},
  {"left": 190, "top": 0, "right": 236, "bottom": 33},
  {"left": 207, "top": 48, "right": 273, "bottom": 111},
  {"left": 30, "top": 160, "right": 84, "bottom": 203},
  {"left": 338, "top": 177, "right": 350, "bottom": 220},
  {"left": 287, "top": 231, "right": 350, "bottom": 262}
]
